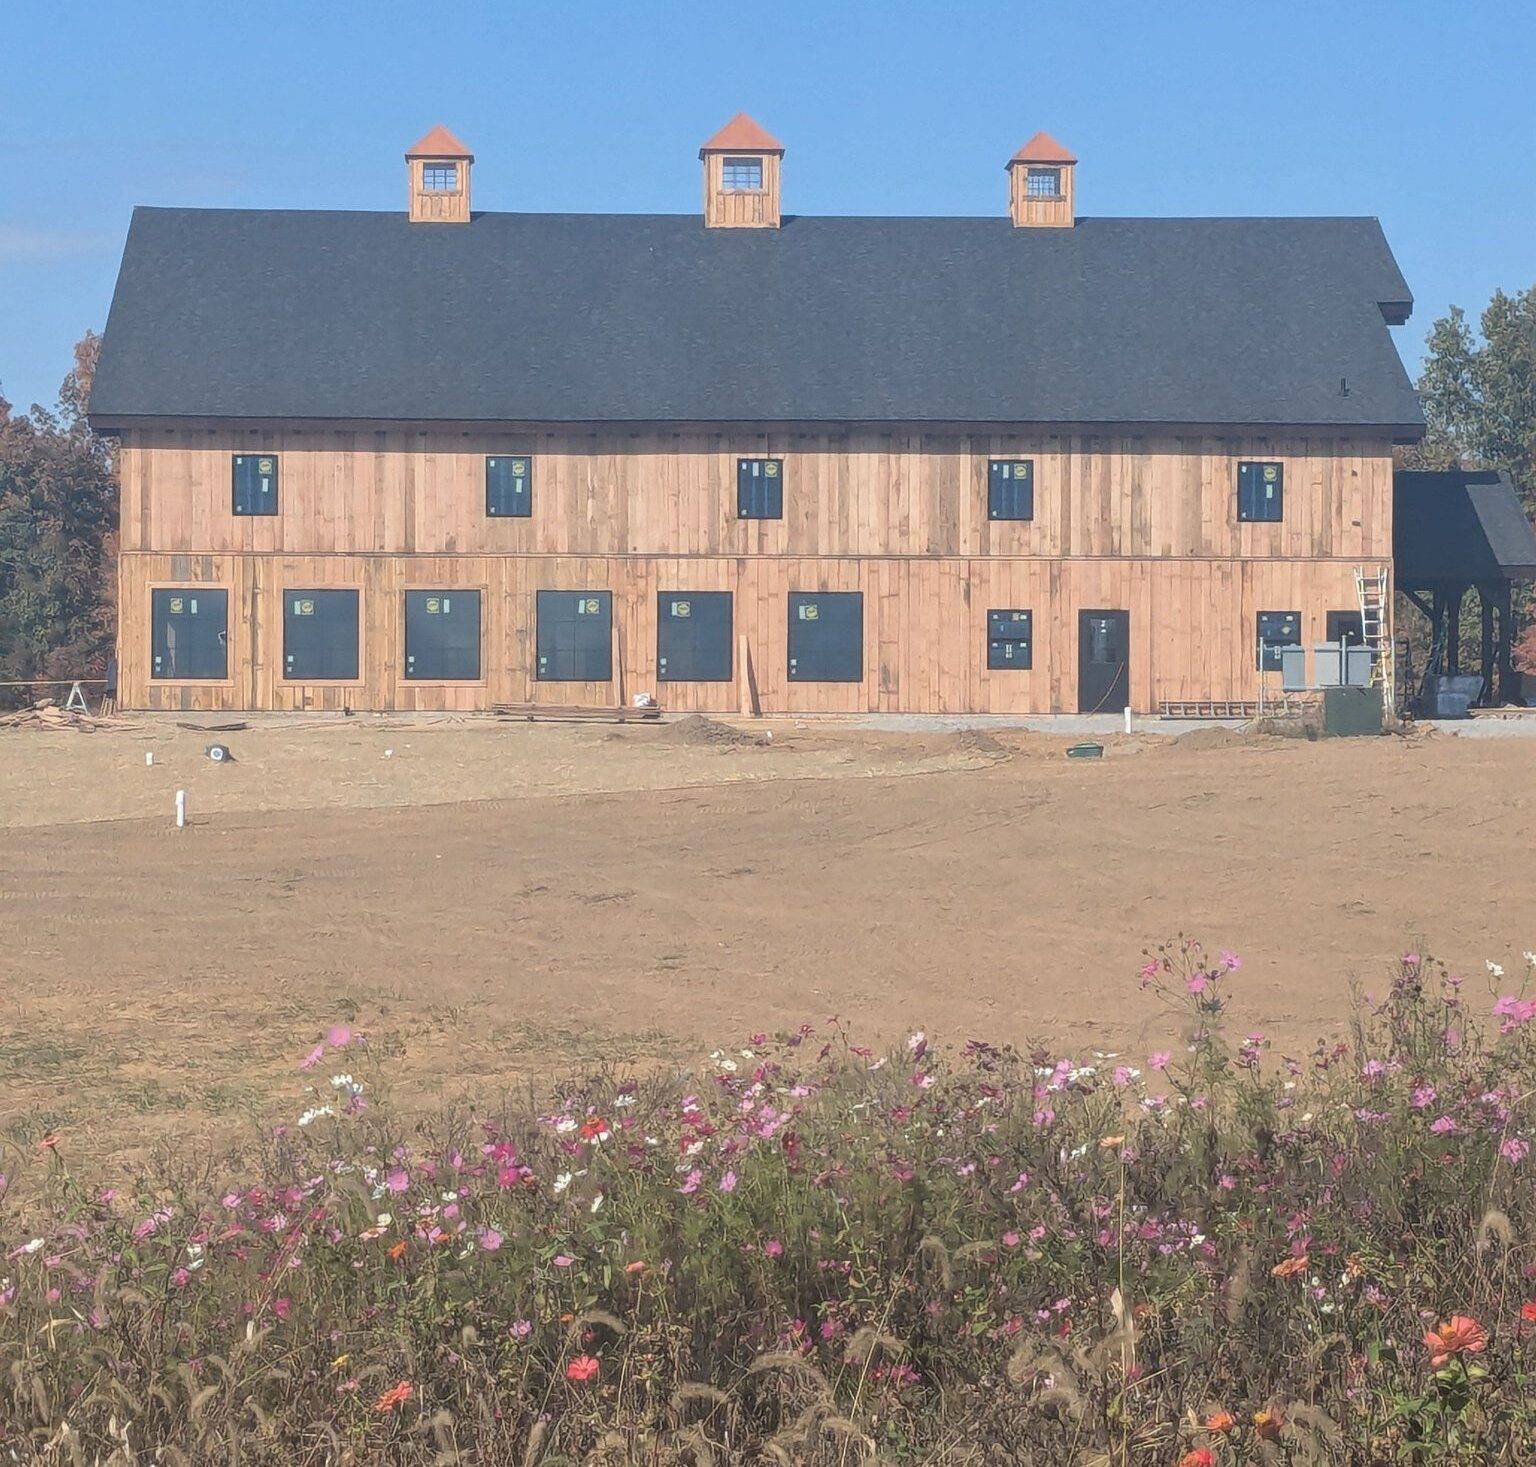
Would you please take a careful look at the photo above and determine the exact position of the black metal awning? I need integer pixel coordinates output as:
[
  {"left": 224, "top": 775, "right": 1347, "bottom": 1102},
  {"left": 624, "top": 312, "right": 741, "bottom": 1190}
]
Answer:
[{"left": 1395, "top": 469, "right": 1536, "bottom": 586}]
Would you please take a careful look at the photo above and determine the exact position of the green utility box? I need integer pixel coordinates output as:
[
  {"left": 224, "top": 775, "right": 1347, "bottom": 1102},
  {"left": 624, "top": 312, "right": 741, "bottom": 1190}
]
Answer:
[{"left": 1322, "top": 685, "right": 1384, "bottom": 736}]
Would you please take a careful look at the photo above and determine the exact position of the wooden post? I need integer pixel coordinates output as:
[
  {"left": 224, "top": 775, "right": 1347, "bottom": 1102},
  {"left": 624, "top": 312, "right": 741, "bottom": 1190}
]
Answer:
[
  {"left": 1498, "top": 583, "right": 1517, "bottom": 705},
  {"left": 612, "top": 617, "right": 625, "bottom": 709},
  {"left": 1480, "top": 585, "right": 1496, "bottom": 706},
  {"left": 738, "top": 633, "right": 759, "bottom": 717}
]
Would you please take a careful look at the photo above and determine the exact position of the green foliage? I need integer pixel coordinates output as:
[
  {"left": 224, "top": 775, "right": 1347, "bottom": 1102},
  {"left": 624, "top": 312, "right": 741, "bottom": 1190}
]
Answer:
[{"left": 0, "top": 331, "right": 118, "bottom": 691}]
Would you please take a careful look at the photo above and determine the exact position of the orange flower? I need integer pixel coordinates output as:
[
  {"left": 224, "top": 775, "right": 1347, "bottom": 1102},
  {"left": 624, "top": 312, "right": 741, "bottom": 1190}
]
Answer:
[
  {"left": 1522, "top": 1301, "right": 1536, "bottom": 1324},
  {"left": 1177, "top": 1450, "right": 1215, "bottom": 1467},
  {"left": 374, "top": 1379, "right": 413, "bottom": 1413},
  {"left": 1203, "top": 1409, "right": 1236, "bottom": 1434},
  {"left": 566, "top": 1354, "right": 600, "bottom": 1383},
  {"left": 1253, "top": 1408, "right": 1283, "bottom": 1440},
  {"left": 579, "top": 1116, "right": 609, "bottom": 1140},
  {"left": 1271, "top": 1254, "right": 1309, "bottom": 1278},
  {"left": 38, "top": 1133, "right": 59, "bottom": 1153},
  {"left": 387, "top": 1240, "right": 408, "bottom": 1261},
  {"left": 1423, "top": 1314, "right": 1487, "bottom": 1369},
  {"left": 624, "top": 1260, "right": 648, "bottom": 1275}
]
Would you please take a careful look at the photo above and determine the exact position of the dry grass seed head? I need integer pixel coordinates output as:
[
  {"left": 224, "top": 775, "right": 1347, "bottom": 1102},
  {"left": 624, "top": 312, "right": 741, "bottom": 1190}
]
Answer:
[
  {"left": 1478, "top": 1207, "right": 1515, "bottom": 1253},
  {"left": 916, "top": 1235, "right": 953, "bottom": 1292},
  {"left": 842, "top": 1328, "right": 906, "bottom": 1366}
]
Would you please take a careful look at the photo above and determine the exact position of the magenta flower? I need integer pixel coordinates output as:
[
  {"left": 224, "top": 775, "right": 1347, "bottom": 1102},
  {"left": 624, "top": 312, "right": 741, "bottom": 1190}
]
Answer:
[
  {"left": 478, "top": 1227, "right": 504, "bottom": 1252},
  {"left": 299, "top": 1043, "right": 324, "bottom": 1071},
  {"left": 718, "top": 1170, "right": 738, "bottom": 1193},
  {"left": 326, "top": 1023, "right": 353, "bottom": 1049},
  {"left": 1501, "top": 1138, "right": 1530, "bottom": 1166},
  {"left": 763, "top": 1239, "right": 784, "bottom": 1258},
  {"left": 385, "top": 1169, "right": 409, "bottom": 1194},
  {"left": 1149, "top": 1051, "right": 1172, "bottom": 1071}
]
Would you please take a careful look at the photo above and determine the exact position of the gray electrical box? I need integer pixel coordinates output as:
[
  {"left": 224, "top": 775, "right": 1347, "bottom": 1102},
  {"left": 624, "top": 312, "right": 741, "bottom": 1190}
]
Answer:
[
  {"left": 1316, "top": 643, "right": 1374, "bottom": 688},
  {"left": 1279, "top": 645, "right": 1307, "bottom": 691}
]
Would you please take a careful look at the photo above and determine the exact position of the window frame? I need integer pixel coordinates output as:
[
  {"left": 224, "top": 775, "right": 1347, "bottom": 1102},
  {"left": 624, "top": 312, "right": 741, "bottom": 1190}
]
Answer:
[
  {"left": 420, "top": 162, "right": 459, "bottom": 193},
  {"left": 1255, "top": 610, "right": 1302, "bottom": 672},
  {"left": 485, "top": 454, "right": 534, "bottom": 518},
  {"left": 535, "top": 590, "right": 614, "bottom": 683},
  {"left": 787, "top": 591, "right": 864, "bottom": 684},
  {"left": 148, "top": 583, "right": 233, "bottom": 684},
  {"left": 1237, "top": 461, "right": 1285, "bottom": 523},
  {"left": 656, "top": 591, "right": 734, "bottom": 683},
  {"left": 401, "top": 587, "right": 485, "bottom": 684},
  {"left": 737, "top": 457, "right": 784, "bottom": 520},
  {"left": 720, "top": 156, "right": 764, "bottom": 192},
  {"left": 231, "top": 453, "right": 279, "bottom": 517},
  {"left": 986, "top": 608, "right": 1034, "bottom": 671},
  {"left": 281, "top": 587, "right": 363, "bottom": 684},
  {"left": 987, "top": 459, "right": 1035, "bottom": 522},
  {"left": 1025, "top": 166, "right": 1062, "bottom": 199}
]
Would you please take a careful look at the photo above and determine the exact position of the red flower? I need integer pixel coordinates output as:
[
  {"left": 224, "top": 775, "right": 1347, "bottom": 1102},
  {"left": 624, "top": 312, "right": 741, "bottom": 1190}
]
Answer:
[
  {"left": 566, "top": 1354, "right": 600, "bottom": 1383},
  {"left": 1177, "top": 1450, "right": 1216, "bottom": 1467},
  {"left": 374, "top": 1380, "right": 414, "bottom": 1413},
  {"left": 579, "top": 1116, "right": 609, "bottom": 1141},
  {"left": 1423, "top": 1315, "right": 1488, "bottom": 1369},
  {"left": 1522, "top": 1301, "right": 1536, "bottom": 1323}
]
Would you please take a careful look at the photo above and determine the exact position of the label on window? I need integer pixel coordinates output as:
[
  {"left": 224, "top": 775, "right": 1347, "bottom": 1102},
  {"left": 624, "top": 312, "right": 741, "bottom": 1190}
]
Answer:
[
  {"left": 672, "top": 600, "right": 691, "bottom": 618},
  {"left": 579, "top": 598, "right": 600, "bottom": 615},
  {"left": 511, "top": 460, "right": 527, "bottom": 477},
  {"left": 169, "top": 597, "right": 185, "bottom": 614},
  {"left": 426, "top": 597, "right": 441, "bottom": 614},
  {"left": 258, "top": 458, "right": 274, "bottom": 475},
  {"left": 189, "top": 598, "right": 198, "bottom": 614},
  {"left": 763, "top": 461, "right": 779, "bottom": 478},
  {"left": 1264, "top": 465, "right": 1278, "bottom": 482},
  {"left": 800, "top": 604, "right": 819, "bottom": 621},
  {"left": 294, "top": 598, "right": 314, "bottom": 616}
]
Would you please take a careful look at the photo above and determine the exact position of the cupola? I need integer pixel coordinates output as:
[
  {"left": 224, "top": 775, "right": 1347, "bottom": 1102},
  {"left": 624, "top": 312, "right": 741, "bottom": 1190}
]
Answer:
[
  {"left": 406, "top": 125, "right": 474, "bottom": 224},
  {"left": 1007, "top": 132, "right": 1076, "bottom": 228},
  {"left": 699, "top": 113, "right": 784, "bottom": 229}
]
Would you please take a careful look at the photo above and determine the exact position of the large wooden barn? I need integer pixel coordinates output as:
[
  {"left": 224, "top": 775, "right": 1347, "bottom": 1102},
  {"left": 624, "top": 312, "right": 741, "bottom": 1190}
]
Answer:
[{"left": 89, "top": 119, "right": 1429, "bottom": 715}]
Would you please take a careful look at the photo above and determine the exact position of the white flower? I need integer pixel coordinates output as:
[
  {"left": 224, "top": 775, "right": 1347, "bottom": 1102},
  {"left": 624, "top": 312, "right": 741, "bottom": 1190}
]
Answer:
[
  {"left": 375, "top": 1212, "right": 392, "bottom": 1226},
  {"left": 554, "top": 1116, "right": 578, "bottom": 1134},
  {"left": 614, "top": 1092, "right": 636, "bottom": 1108},
  {"left": 298, "top": 1105, "right": 335, "bottom": 1127},
  {"left": 330, "top": 1073, "right": 355, "bottom": 1089},
  {"left": 590, "top": 1194, "right": 604, "bottom": 1214},
  {"left": 19, "top": 1238, "right": 43, "bottom": 1256},
  {"left": 553, "top": 1172, "right": 574, "bottom": 1194},
  {"left": 1488, "top": 961, "right": 1505, "bottom": 977},
  {"left": 1525, "top": 952, "right": 1536, "bottom": 967},
  {"left": 867, "top": 1057, "right": 887, "bottom": 1072},
  {"left": 907, "top": 1031, "right": 926, "bottom": 1051}
]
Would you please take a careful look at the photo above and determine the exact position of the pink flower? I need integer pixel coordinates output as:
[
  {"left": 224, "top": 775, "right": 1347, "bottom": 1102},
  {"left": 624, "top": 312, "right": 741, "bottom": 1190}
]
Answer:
[
  {"left": 326, "top": 1023, "right": 353, "bottom": 1049},
  {"left": 1149, "top": 1052, "right": 1172, "bottom": 1071},
  {"left": 1186, "top": 972, "right": 1209, "bottom": 994},
  {"left": 478, "top": 1228, "right": 504, "bottom": 1252},
  {"left": 763, "top": 1239, "right": 784, "bottom": 1258},
  {"left": 1430, "top": 1115, "right": 1458, "bottom": 1135},
  {"left": 385, "top": 1169, "right": 409, "bottom": 1194},
  {"left": 1494, "top": 996, "right": 1536, "bottom": 1033},
  {"left": 1002, "top": 1230, "right": 1021, "bottom": 1248},
  {"left": 678, "top": 1170, "right": 702, "bottom": 1195},
  {"left": 552, "top": 1254, "right": 574, "bottom": 1268},
  {"left": 272, "top": 1298, "right": 291, "bottom": 1321},
  {"left": 718, "top": 1171, "right": 738, "bottom": 1193},
  {"left": 299, "top": 1043, "right": 325, "bottom": 1071},
  {"left": 1501, "top": 1138, "right": 1530, "bottom": 1166},
  {"left": 510, "top": 1319, "right": 532, "bottom": 1339},
  {"left": 1219, "top": 949, "right": 1242, "bottom": 972}
]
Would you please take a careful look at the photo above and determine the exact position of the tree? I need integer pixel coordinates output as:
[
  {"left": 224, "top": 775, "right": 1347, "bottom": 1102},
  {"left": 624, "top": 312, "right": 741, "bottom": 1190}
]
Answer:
[
  {"left": 0, "top": 331, "right": 119, "bottom": 696},
  {"left": 1401, "top": 285, "right": 1536, "bottom": 675}
]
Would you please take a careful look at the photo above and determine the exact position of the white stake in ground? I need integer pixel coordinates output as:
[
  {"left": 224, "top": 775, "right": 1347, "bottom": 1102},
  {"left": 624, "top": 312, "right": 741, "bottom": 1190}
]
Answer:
[
  {"left": 1124, "top": 705, "right": 1133, "bottom": 735},
  {"left": 175, "top": 789, "right": 186, "bottom": 829}
]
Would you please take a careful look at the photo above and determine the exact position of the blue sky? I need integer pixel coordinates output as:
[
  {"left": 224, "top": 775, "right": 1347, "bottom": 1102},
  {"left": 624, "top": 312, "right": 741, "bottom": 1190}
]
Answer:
[{"left": 3, "top": 0, "right": 1533, "bottom": 415}]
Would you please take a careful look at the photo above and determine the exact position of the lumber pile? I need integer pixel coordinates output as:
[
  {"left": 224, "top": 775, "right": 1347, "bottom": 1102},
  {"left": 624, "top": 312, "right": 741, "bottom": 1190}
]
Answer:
[
  {"left": 491, "top": 701, "right": 663, "bottom": 724},
  {"left": 0, "top": 698, "right": 133, "bottom": 733}
]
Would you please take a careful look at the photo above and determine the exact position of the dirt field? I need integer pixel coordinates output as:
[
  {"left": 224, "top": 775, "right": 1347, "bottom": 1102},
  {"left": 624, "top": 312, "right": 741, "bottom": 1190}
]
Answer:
[{"left": 2, "top": 713, "right": 1533, "bottom": 1164}]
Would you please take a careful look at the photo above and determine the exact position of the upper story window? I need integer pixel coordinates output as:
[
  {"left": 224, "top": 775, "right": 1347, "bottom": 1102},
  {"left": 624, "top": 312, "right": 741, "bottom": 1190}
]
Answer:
[
  {"left": 1238, "top": 461, "right": 1284, "bottom": 522},
  {"left": 987, "top": 459, "right": 1034, "bottom": 521},
  {"left": 421, "top": 163, "right": 459, "bottom": 192},
  {"left": 1026, "top": 167, "right": 1062, "bottom": 199},
  {"left": 721, "top": 157, "right": 763, "bottom": 191},
  {"left": 232, "top": 454, "right": 278, "bottom": 516},
  {"left": 737, "top": 458, "right": 783, "bottom": 519},
  {"left": 486, "top": 456, "right": 532, "bottom": 517}
]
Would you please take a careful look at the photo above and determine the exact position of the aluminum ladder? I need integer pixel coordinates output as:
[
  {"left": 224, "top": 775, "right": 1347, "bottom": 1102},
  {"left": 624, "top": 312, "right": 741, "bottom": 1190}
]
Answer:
[{"left": 1355, "top": 565, "right": 1395, "bottom": 712}]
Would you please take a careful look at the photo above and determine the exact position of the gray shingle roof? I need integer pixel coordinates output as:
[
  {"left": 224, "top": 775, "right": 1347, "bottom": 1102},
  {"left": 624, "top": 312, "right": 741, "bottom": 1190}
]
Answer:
[
  {"left": 1395, "top": 470, "right": 1536, "bottom": 582},
  {"left": 89, "top": 207, "right": 1423, "bottom": 431}
]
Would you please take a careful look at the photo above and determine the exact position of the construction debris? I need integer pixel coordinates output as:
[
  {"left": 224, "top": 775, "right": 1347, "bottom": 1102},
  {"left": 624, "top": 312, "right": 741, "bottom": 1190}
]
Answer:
[
  {"left": 491, "top": 701, "right": 663, "bottom": 724},
  {"left": 0, "top": 698, "right": 137, "bottom": 733}
]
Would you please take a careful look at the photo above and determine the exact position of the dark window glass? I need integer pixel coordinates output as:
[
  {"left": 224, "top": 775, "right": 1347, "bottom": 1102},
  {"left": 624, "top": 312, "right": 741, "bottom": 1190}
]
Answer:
[
  {"left": 537, "top": 591, "right": 613, "bottom": 681},
  {"left": 422, "top": 163, "right": 458, "bottom": 192},
  {"left": 721, "top": 157, "right": 763, "bottom": 190},
  {"left": 1026, "top": 167, "right": 1061, "bottom": 198},
  {"left": 1238, "top": 461, "right": 1284, "bottom": 522},
  {"left": 988, "top": 460, "right": 1034, "bottom": 521},
  {"left": 986, "top": 609, "right": 1033, "bottom": 670},
  {"left": 404, "top": 590, "right": 481, "bottom": 680},
  {"left": 787, "top": 592, "right": 862, "bottom": 683},
  {"left": 1327, "top": 611, "right": 1365, "bottom": 646},
  {"left": 283, "top": 589, "right": 359, "bottom": 681},
  {"left": 151, "top": 588, "right": 228, "bottom": 680},
  {"left": 737, "top": 458, "right": 784, "bottom": 519},
  {"left": 657, "top": 592, "right": 733, "bottom": 682},
  {"left": 1256, "top": 611, "right": 1302, "bottom": 670},
  {"left": 486, "top": 455, "right": 532, "bottom": 517},
  {"left": 232, "top": 454, "right": 278, "bottom": 516}
]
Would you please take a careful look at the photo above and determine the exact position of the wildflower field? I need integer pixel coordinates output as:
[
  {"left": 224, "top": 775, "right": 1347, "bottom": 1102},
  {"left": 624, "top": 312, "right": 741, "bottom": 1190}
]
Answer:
[{"left": 5, "top": 943, "right": 1536, "bottom": 1464}]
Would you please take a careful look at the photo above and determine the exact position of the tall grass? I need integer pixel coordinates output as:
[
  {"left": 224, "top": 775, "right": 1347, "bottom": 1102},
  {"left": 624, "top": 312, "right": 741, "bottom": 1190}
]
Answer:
[{"left": 5, "top": 941, "right": 1536, "bottom": 1463}]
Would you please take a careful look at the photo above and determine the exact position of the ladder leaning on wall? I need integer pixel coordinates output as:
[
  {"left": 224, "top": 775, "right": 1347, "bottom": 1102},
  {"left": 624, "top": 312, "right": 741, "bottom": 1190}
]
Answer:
[{"left": 1354, "top": 565, "right": 1395, "bottom": 713}]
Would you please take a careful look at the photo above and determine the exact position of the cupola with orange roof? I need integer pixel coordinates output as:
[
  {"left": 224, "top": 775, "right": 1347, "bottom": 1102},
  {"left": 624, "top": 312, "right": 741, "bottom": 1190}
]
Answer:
[
  {"left": 406, "top": 125, "right": 474, "bottom": 224},
  {"left": 1006, "top": 132, "right": 1076, "bottom": 229},
  {"left": 699, "top": 113, "right": 784, "bottom": 229}
]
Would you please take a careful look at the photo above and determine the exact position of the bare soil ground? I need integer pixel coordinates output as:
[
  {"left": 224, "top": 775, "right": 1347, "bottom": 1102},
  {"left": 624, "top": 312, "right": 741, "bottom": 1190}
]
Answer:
[{"left": 2, "top": 715, "right": 1532, "bottom": 1165}]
